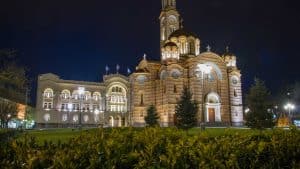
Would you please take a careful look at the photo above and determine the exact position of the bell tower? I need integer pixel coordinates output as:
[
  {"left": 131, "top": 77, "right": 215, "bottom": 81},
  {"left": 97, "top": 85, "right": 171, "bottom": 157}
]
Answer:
[{"left": 160, "top": 0, "right": 181, "bottom": 48}]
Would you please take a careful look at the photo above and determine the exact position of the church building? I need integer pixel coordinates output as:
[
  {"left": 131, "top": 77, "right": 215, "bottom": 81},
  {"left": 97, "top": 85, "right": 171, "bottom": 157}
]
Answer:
[{"left": 35, "top": 0, "right": 244, "bottom": 128}]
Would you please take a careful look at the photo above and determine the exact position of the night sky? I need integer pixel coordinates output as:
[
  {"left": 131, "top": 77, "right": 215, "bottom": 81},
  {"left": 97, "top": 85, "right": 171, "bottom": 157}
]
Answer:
[{"left": 1, "top": 0, "right": 299, "bottom": 105}]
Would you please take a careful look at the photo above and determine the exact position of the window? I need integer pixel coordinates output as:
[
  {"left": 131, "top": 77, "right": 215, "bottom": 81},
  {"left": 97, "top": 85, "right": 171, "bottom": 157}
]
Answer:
[
  {"left": 73, "top": 115, "right": 79, "bottom": 122},
  {"left": 84, "top": 92, "right": 91, "bottom": 101},
  {"left": 140, "top": 94, "right": 144, "bottom": 106},
  {"left": 171, "top": 69, "right": 181, "bottom": 79},
  {"left": 174, "top": 85, "right": 177, "bottom": 93},
  {"left": 93, "top": 92, "right": 101, "bottom": 101},
  {"left": 44, "top": 113, "right": 50, "bottom": 122},
  {"left": 107, "top": 85, "right": 127, "bottom": 112},
  {"left": 234, "top": 89, "right": 238, "bottom": 97},
  {"left": 61, "top": 104, "right": 66, "bottom": 111},
  {"left": 43, "top": 88, "right": 53, "bottom": 98},
  {"left": 62, "top": 114, "right": 68, "bottom": 122},
  {"left": 43, "top": 102, "right": 52, "bottom": 110},
  {"left": 43, "top": 103, "right": 48, "bottom": 109},
  {"left": 61, "top": 90, "right": 70, "bottom": 99},
  {"left": 83, "top": 115, "right": 89, "bottom": 122},
  {"left": 137, "top": 75, "right": 147, "bottom": 85}
]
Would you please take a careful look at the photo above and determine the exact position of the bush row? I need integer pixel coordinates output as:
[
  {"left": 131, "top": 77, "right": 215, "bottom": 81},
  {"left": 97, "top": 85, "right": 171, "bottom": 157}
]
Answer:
[{"left": 1, "top": 127, "right": 300, "bottom": 169}]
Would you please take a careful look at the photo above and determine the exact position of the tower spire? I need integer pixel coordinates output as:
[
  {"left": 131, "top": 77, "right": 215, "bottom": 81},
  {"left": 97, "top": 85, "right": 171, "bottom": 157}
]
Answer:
[
  {"left": 162, "top": 0, "right": 176, "bottom": 10},
  {"left": 160, "top": 0, "right": 180, "bottom": 48}
]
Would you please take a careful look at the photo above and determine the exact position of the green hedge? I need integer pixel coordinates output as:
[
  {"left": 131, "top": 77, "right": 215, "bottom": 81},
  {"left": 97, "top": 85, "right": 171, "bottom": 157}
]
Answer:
[{"left": 1, "top": 127, "right": 300, "bottom": 169}]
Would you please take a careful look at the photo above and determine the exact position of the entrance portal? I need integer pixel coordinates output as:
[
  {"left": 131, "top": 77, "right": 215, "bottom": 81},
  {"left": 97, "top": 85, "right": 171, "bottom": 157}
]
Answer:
[
  {"left": 208, "top": 108, "right": 215, "bottom": 122},
  {"left": 205, "top": 92, "right": 221, "bottom": 122}
]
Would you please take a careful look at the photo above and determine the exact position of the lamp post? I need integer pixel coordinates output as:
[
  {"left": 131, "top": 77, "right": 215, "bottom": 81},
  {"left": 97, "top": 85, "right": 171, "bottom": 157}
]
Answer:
[
  {"left": 67, "top": 103, "right": 73, "bottom": 128},
  {"left": 78, "top": 87, "right": 85, "bottom": 129},
  {"left": 197, "top": 64, "right": 212, "bottom": 125},
  {"left": 284, "top": 103, "right": 295, "bottom": 125}
]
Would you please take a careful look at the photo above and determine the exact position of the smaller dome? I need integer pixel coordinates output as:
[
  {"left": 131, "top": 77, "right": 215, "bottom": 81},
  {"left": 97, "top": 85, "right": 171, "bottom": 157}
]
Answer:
[
  {"left": 169, "top": 28, "right": 197, "bottom": 38},
  {"left": 222, "top": 46, "right": 236, "bottom": 57},
  {"left": 163, "top": 42, "right": 178, "bottom": 48}
]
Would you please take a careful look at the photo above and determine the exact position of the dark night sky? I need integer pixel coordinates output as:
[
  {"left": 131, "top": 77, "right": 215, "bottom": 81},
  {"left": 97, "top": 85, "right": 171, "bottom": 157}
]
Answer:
[{"left": 0, "top": 0, "right": 299, "bottom": 105}]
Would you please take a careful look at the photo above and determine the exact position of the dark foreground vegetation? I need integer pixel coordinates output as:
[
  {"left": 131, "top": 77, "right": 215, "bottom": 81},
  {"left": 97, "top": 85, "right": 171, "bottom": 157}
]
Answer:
[{"left": 0, "top": 127, "right": 300, "bottom": 169}]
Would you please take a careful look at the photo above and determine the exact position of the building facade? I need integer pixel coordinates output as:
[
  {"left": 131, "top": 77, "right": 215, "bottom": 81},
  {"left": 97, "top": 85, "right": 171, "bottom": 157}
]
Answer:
[{"left": 36, "top": 0, "right": 244, "bottom": 128}]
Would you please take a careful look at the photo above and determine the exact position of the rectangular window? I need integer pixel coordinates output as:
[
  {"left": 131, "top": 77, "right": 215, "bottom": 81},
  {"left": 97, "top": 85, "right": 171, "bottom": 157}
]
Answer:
[
  {"left": 48, "top": 103, "right": 52, "bottom": 109},
  {"left": 43, "top": 103, "right": 47, "bottom": 109}
]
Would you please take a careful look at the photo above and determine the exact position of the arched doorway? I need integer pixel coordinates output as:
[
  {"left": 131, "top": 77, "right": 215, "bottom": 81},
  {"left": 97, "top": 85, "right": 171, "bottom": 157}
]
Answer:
[
  {"left": 115, "top": 116, "right": 122, "bottom": 127},
  {"left": 108, "top": 116, "right": 114, "bottom": 127},
  {"left": 205, "top": 93, "right": 221, "bottom": 123}
]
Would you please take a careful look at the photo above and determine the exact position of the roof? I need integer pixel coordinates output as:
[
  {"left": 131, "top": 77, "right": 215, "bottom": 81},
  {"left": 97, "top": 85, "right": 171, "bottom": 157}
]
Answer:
[{"left": 169, "top": 28, "right": 197, "bottom": 38}]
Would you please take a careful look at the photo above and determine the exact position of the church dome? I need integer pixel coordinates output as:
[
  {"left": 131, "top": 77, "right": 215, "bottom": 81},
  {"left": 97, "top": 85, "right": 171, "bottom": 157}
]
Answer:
[
  {"left": 169, "top": 28, "right": 197, "bottom": 38},
  {"left": 164, "top": 41, "right": 178, "bottom": 48}
]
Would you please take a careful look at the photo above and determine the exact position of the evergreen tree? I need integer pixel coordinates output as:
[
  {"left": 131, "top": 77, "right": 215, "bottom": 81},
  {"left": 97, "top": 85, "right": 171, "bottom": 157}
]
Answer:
[
  {"left": 245, "top": 78, "right": 275, "bottom": 129},
  {"left": 144, "top": 105, "right": 159, "bottom": 127},
  {"left": 175, "top": 86, "right": 198, "bottom": 130}
]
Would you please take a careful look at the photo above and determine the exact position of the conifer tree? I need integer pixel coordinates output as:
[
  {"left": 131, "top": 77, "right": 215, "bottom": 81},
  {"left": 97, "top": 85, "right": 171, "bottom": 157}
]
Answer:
[
  {"left": 245, "top": 78, "right": 275, "bottom": 129},
  {"left": 144, "top": 105, "right": 159, "bottom": 127},
  {"left": 175, "top": 86, "right": 198, "bottom": 130}
]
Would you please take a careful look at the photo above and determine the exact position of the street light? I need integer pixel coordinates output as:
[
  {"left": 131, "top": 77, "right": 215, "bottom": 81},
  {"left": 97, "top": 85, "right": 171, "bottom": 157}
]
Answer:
[
  {"left": 284, "top": 103, "right": 295, "bottom": 122},
  {"left": 197, "top": 64, "right": 212, "bottom": 125},
  {"left": 68, "top": 103, "right": 73, "bottom": 128},
  {"left": 78, "top": 87, "right": 85, "bottom": 129}
]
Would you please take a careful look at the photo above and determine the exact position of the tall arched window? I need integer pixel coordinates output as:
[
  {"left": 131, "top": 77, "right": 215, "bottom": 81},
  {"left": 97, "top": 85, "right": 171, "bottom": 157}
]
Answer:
[
  {"left": 234, "top": 89, "right": 237, "bottom": 97},
  {"left": 43, "top": 88, "right": 54, "bottom": 110},
  {"left": 174, "top": 85, "right": 177, "bottom": 93},
  {"left": 140, "top": 94, "right": 144, "bottom": 106},
  {"left": 107, "top": 85, "right": 127, "bottom": 112}
]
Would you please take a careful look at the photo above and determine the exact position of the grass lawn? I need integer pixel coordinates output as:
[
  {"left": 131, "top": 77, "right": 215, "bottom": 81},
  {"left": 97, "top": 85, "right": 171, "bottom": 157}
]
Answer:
[
  {"left": 19, "top": 128, "right": 96, "bottom": 144},
  {"left": 17, "top": 127, "right": 271, "bottom": 145}
]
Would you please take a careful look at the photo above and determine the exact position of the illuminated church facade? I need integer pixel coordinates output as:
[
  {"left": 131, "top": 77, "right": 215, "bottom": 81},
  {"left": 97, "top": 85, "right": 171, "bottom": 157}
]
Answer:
[{"left": 36, "top": 0, "right": 244, "bottom": 128}]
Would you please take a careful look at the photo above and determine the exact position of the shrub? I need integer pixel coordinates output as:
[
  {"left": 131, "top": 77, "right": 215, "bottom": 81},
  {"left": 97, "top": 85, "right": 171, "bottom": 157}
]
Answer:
[{"left": 0, "top": 127, "right": 299, "bottom": 169}]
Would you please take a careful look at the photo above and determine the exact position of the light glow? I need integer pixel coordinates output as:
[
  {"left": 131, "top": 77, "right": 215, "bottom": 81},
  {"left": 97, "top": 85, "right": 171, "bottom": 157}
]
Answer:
[
  {"left": 198, "top": 64, "right": 212, "bottom": 74},
  {"left": 78, "top": 87, "right": 85, "bottom": 95},
  {"left": 284, "top": 103, "right": 295, "bottom": 110}
]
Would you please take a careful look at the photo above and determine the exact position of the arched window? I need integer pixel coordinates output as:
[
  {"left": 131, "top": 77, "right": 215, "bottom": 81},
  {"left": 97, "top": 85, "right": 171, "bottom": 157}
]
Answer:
[
  {"left": 107, "top": 85, "right": 127, "bottom": 112},
  {"left": 84, "top": 91, "right": 91, "bottom": 101},
  {"left": 188, "top": 41, "right": 195, "bottom": 54},
  {"left": 93, "top": 92, "right": 101, "bottom": 101},
  {"left": 234, "top": 89, "right": 237, "bottom": 97},
  {"left": 44, "top": 113, "right": 50, "bottom": 122},
  {"left": 43, "top": 88, "right": 54, "bottom": 110},
  {"left": 206, "top": 93, "right": 220, "bottom": 104},
  {"left": 72, "top": 91, "right": 79, "bottom": 100},
  {"left": 62, "top": 114, "right": 68, "bottom": 122},
  {"left": 61, "top": 90, "right": 70, "bottom": 99},
  {"left": 43, "top": 88, "right": 53, "bottom": 98},
  {"left": 174, "top": 85, "right": 177, "bottom": 93}
]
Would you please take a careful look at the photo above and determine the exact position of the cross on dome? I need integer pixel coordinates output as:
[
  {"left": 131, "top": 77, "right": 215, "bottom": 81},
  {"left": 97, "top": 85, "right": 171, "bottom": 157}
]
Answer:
[{"left": 206, "top": 45, "right": 211, "bottom": 52}]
